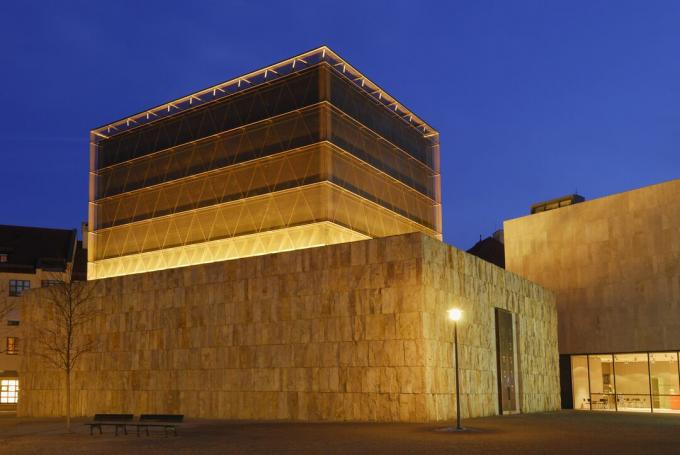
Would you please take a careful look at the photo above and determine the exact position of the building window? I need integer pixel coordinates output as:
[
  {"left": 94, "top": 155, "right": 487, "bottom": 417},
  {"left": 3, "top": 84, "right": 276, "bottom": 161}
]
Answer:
[
  {"left": 7, "top": 320, "right": 19, "bottom": 326},
  {"left": 8, "top": 280, "right": 30, "bottom": 297},
  {"left": 588, "top": 354, "right": 616, "bottom": 410},
  {"left": 614, "top": 353, "right": 651, "bottom": 411},
  {"left": 6, "top": 337, "right": 18, "bottom": 355},
  {"left": 571, "top": 355, "right": 590, "bottom": 409},
  {"left": 0, "top": 254, "right": 7, "bottom": 263},
  {"left": 41, "top": 280, "right": 63, "bottom": 287},
  {"left": 571, "top": 351, "right": 680, "bottom": 413},
  {"left": 650, "top": 352, "right": 680, "bottom": 412},
  {"left": 0, "top": 379, "right": 19, "bottom": 404}
]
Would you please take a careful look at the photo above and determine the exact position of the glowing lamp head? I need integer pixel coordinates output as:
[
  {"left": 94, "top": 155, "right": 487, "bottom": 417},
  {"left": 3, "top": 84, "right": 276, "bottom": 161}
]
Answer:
[{"left": 448, "top": 308, "right": 462, "bottom": 322}]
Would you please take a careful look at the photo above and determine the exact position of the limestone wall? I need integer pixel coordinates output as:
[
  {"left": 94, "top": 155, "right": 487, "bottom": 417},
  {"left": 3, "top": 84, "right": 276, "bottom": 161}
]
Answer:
[
  {"left": 418, "top": 235, "right": 560, "bottom": 417},
  {"left": 19, "top": 233, "right": 559, "bottom": 421},
  {"left": 505, "top": 178, "right": 680, "bottom": 354}
]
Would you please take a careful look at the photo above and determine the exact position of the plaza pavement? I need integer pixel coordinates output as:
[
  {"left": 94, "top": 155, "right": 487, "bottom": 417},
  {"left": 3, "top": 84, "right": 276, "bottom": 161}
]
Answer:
[{"left": 0, "top": 411, "right": 678, "bottom": 454}]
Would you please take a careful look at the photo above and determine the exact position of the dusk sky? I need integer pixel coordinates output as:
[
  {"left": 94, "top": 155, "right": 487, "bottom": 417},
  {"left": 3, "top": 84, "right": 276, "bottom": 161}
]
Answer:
[{"left": 1, "top": 1, "right": 678, "bottom": 250}]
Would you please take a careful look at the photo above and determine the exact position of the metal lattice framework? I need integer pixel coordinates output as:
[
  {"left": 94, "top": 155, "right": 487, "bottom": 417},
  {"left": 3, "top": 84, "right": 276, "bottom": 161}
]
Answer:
[
  {"left": 91, "top": 46, "right": 437, "bottom": 139},
  {"left": 88, "top": 47, "right": 441, "bottom": 280}
]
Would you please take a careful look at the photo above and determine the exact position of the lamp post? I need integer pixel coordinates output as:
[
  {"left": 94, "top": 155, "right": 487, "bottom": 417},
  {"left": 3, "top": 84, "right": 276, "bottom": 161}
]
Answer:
[{"left": 447, "top": 308, "right": 463, "bottom": 431}]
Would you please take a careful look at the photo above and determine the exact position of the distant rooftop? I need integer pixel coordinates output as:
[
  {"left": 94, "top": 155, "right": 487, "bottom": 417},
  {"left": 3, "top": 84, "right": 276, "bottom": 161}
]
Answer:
[
  {"left": 467, "top": 232, "right": 505, "bottom": 269},
  {"left": 71, "top": 240, "right": 88, "bottom": 281},
  {"left": 92, "top": 46, "right": 438, "bottom": 140},
  {"left": 530, "top": 194, "right": 585, "bottom": 214},
  {"left": 0, "top": 225, "right": 77, "bottom": 274}
]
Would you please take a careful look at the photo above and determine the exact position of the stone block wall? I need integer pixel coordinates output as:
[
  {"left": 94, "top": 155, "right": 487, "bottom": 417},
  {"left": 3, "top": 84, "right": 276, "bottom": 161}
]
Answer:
[
  {"left": 505, "top": 178, "right": 680, "bottom": 354},
  {"left": 419, "top": 235, "right": 560, "bottom": 417},
  {"left": 19, "top": 233, "right": 559, "bottom": 421}
]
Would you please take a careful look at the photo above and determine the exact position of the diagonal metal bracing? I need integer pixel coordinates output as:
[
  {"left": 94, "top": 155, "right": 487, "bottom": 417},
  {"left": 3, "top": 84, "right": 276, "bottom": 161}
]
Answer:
[
  {"left": 88, "top": 48, "right": 442, "bottom": 279},
  {"left": 91, "top": 46, "right": 437, "bottom": 140}
]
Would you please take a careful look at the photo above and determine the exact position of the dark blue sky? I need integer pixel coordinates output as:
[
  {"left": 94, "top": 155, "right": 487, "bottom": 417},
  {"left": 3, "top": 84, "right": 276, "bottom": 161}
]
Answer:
[{"left": 1, "top": 1, "right": 678, "bottom": 250}]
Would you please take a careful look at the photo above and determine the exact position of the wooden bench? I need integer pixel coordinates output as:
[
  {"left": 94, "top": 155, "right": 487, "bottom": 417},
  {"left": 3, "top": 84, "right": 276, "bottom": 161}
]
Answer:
[
  {"left": 85, "top": 414, "right": 134, "bottom": 436},
  {"left": 133, "top": 414, "right": 184, "bottom": 437}
]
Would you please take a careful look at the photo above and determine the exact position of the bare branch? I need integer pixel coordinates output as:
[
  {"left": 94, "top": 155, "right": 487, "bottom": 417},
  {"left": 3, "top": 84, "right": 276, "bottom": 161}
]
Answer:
[
  {"left": 28, "top": 278, "right": 101, "bottom": 429},
  {"left": 0, "top": 297, "right": 16, "bottom": 323}
]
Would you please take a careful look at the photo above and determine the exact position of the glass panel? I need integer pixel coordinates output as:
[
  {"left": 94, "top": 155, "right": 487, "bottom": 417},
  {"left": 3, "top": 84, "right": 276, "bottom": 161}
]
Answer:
[
  {"left": 95, "top": 144, "right": 325, "bottom": 229},
  {"left": 614, "top": 353, "right": 651, "bottom": 412},
  {"left": 93, "top": 182, "right": 436, "bottom": 262},
  {"left": 328, "top": 69, "right": 437, "bottom": 168},
  {"left": 650, "top": 352, "right": 680, "bottom": 413},
  {"left": 95, "top": 142, "right": 440, "bottom": 233},
  {"left": 329, "top": 109, "right": 437, "bottom": 199},
  {"left": 571, "top": 355, "right": 590, "bottom": 410},
  {"left": 588, "top": 354, "right": 615, "bottom": 410},
  {"left": 8, "top": 280, "right": 30, "bottom": 297},
  {"left": 327, "top": 147, "right": 438, "bottom": 229},
  {"left": 96, "top": 106, "right": 323, "bottom": 200},
  {"left": 96, "top": 66, "right": 322, "bottom": 169},
  {"left": 0, "top": 379, "right": 19, "bottom": 404}
]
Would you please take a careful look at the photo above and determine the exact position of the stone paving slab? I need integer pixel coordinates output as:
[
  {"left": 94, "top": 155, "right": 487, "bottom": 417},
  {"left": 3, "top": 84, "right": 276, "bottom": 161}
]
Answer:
[{"left": 1, "top": 411, "right": 679, "bottom": 454}]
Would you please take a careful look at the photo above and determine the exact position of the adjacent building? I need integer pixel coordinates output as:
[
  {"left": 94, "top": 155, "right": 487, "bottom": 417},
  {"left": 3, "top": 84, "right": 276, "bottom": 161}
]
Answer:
[
  {"left": 467, "top": 230, "right": 505, "bottom": 269},
  {"left": 504, "top": 179, "right": 680, "bottom": 414},
  {"left": 0, "top": 225, "right": 86, "bottom": 410}
]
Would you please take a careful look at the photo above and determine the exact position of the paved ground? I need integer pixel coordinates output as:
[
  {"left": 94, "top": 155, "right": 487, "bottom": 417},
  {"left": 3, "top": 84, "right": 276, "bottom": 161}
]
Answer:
[{"left": 0, "top": 411, "right": 679, "bottom": 454}]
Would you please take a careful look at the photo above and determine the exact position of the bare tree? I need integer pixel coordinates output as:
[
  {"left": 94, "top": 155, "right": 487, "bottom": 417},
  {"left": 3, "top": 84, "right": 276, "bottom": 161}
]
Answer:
[
  {"left": 0, "top": 303, "right": 14, "bottom": 323},
  {"left": 0, "top": 297, "right": 16, "bottom": 354},
  {"left": 32, "top": 279, "right": 100, "bottom": 432},
  {"left": 0, "top": 296, "right": 16, "bottom": 326}
]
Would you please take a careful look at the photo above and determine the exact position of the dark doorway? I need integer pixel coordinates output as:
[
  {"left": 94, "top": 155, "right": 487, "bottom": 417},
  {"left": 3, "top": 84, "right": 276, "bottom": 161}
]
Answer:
[
  {"left": 495, "top": 308, "right": 518, "bottom": 414},
  {"left": 559, "top": 355, "right": 574, "bottom": 409}
]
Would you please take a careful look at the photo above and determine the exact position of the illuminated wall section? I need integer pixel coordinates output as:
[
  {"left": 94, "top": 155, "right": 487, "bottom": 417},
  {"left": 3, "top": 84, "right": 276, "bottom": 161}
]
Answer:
[{"left": 89, "top": 47, "right": 441, "bottom": 279}]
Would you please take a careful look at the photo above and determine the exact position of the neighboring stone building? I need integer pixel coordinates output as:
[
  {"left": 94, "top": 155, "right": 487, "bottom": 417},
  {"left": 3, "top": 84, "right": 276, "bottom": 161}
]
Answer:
[
  {"left": 504, "top": 180, "right": 680, "bottom": 413},
  {"left": 0, "top": 224, "right": 85, "bottom": 411},
  {"left": 20, "top": 233, "right": 560, "bottom": 421}
]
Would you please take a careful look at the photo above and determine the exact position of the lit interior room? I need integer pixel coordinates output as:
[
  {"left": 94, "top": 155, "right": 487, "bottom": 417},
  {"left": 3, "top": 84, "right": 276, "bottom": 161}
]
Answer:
[{"left": 571, "top": 352, "right": 680, "bottom": 413}]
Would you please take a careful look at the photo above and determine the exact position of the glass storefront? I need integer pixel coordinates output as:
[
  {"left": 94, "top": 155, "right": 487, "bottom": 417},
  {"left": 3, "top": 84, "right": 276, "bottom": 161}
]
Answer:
[
  {"left": 589, "top": 354, "right": 616, "bottom": 410},
  {"left": 571, "top": 352, "right": 680, "bottom": 413},
  {"left": 650, "top": 352, "right": 680, "bottom": 413}
]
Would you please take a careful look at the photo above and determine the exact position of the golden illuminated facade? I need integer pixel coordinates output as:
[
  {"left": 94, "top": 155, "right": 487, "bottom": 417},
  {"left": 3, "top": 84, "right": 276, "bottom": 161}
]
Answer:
[{"left": 88, "top": 47, "right": 441, "bottom": 279}]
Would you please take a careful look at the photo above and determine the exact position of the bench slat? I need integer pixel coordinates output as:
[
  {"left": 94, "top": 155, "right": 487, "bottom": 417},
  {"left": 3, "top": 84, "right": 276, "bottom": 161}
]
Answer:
[
  {"left": 92, "top": 414, "right": 134, "bottom": 422},
  {"left": 139, "top": 414, "right": 184, "bottom": 423}
]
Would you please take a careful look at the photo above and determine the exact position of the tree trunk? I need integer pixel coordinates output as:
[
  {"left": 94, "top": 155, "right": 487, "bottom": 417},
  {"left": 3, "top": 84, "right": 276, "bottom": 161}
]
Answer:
[{"left": 66, "top": 369, "right": 71, "bottom": 432}]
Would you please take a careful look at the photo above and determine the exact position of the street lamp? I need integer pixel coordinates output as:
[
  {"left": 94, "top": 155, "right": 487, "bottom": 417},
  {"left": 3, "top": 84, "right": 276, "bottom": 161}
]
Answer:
[{"left": 448, "top": 308, "right": 463, "bottom": 431}]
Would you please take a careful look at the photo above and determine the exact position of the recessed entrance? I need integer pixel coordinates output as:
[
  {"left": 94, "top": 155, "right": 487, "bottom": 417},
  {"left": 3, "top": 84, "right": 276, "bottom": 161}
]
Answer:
[{"left": 495, "top": 308, "right": 518, "bottom": 414}]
